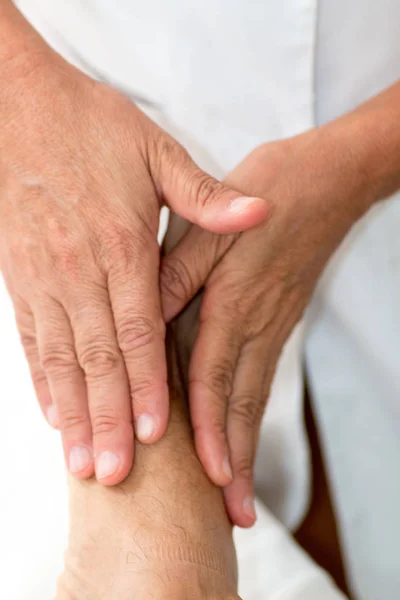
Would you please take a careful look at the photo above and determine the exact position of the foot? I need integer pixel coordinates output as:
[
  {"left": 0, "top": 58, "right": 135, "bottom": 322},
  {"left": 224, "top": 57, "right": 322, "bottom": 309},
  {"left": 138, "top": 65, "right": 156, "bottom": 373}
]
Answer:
[{"left": 56, "top": 338, "right": 240, "bottom": 600}]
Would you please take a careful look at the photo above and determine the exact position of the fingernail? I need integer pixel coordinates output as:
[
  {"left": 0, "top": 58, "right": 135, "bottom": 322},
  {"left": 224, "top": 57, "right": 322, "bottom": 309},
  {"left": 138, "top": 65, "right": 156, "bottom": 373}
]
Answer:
[
  {"left": 136, "top": 414, "right": 156, "bottom": 442},
  {"left": 222, "top": 455, "right": 233, "bottom": 481},
  {"left": 96, "top": 451, "right": 120, "bottom": 480},
  {"left": 243, "top": 496, "right": 257, "bottom": 522},
  {"left": 47, "top": 405, "right": 59, "bottom": 428},
  {"left": 69, "top": 446, "right": 92, "bottom": 474},
  {"left": 229, "top": 196, "right": 265, "bottom": 216}
]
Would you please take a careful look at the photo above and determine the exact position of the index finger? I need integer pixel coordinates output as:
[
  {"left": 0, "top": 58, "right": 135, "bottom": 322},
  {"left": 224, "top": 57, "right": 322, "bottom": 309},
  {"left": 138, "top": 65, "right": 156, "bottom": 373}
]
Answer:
[{"left": 160, "top": 225, "right": 235, "bottom": 322}]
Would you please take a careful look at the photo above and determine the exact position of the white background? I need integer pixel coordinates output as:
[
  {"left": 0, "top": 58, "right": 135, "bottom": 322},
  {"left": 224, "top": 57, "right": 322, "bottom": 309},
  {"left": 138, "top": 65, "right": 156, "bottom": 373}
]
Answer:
[{"left": 0, "top": 278, "right": 67, "bottom": 600}]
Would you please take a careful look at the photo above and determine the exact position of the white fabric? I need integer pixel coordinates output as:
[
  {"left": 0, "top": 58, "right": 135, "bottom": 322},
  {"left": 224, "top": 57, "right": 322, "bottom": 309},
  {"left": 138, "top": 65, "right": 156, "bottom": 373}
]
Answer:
[
  {"left": 234, "top": 499, "right": 347, "bottom": 600},
  {"left": 1, "top": 0, "right": 399, "bottom": 598},
  {"left": 307, "top": 3, "right": 400, "bottom": 599}
]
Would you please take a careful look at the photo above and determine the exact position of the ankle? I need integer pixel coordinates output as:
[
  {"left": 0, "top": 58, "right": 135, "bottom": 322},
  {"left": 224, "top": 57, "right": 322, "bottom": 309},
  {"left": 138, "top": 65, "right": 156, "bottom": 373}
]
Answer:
[
  {"left": 57, "top": 538, "right": 238, "bottom": 600},
  {"left": 57, "top": 330, "right": 238, "bottom": 600}
]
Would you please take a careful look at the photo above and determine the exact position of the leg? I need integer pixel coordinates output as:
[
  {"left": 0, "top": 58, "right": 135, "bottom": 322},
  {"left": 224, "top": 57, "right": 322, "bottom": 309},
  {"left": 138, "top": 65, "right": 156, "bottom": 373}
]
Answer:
[{"left": 56, "top": 326, "right": 239, "bottom": 600}]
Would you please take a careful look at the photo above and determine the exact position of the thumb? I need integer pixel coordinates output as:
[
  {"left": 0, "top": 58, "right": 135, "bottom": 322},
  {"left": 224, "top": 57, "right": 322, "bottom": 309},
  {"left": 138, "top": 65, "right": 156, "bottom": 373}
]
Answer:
[
  {"left": 160, "top": 146, "right": 268, "bottom": 234},
  {"left": 160, "top": 225, "right": 235, "bottom": 322}
]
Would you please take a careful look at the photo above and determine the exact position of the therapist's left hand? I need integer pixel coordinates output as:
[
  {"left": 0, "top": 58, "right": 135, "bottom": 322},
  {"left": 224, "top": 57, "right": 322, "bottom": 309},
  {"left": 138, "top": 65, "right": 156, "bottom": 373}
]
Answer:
[{"left": 161, "top": 125, "right": 374, "bottom": 527}]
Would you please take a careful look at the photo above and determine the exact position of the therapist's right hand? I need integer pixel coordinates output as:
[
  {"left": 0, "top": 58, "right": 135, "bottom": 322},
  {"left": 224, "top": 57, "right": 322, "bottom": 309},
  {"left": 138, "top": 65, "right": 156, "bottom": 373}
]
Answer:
[{"left": 0, "top": 30, "right": 267, "bottom": 485}]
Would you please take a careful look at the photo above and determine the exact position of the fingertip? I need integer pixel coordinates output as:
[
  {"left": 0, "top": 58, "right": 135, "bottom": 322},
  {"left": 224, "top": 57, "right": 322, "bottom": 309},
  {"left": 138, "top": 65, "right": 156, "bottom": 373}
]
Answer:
[
  {"left": 242, "top": 495, "right": 257, "bottom": 523},
  {"left": 202, "top": 196, "right": 269, "bottom": 234},
  {"left": 229, "top": 195, "right": 269, "bottom": 221},
  {"left": 133, "top": 382, "right": 170, "bottom": 444},
  {"left": 224, "top": 483, "right": 257, "bottom": 528},
  {"left": 95, "top": 449, "right": 132, "bottom": 486},
  {"left": 70, "top": 465, "right": 96, "bottom": 481},
  {"left": 231, "top": 510, "right": 257, "bottom": 529},
  {"left": 195, "top": 433, "right": 233, "bottom": 487},
  {"left": 67, "top": 445, "right": 95, "bottom": 480},
  {"left": 46, "top": 404, "right": 59, "bottom": 429},
  {"left": 135, "top": 413, "right": 167, "bottom": 445}
]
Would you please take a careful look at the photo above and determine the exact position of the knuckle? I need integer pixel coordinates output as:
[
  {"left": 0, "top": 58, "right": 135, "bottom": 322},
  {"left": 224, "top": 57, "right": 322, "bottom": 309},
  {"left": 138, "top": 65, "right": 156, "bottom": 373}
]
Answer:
[
  {"left": 105, "top": 230, "right": 156, "bottom": 279},
  {"left": 152, "top": 130, "right": 185, "bottom": 172},
  {"left": 117, "top": 316, "right": 164, "bottom": 356},
  {"left": 20, "top": 331, "right": 38, "bottom": 360},
  {"left": 229, "top": 393, "right": 263, "bottom": 429},
  {"left": 58, "top": 406, "right": 88, "bottom": 432},
  {"left": 192, "top": 358, "right": 234, "bottom": 403},
  {"left": 233, "top": 455, "right": 254, "bottom": 480},
  {"left": 200, "top": 300, "right": 248, "bottom": 341},
  {"left": 79, "top": 341, "right": 120, "bottom": 378},
  {"left": 160, "top": 257, "right": 193, "bottom": 301},
  {"left": 129, "top": 378, "right": 156, "bottom": 402},
  {"left": 249, "top": 143, "right": 276, "bottom": 164},
  {"left": 249, "top": 140, "right": 291, "bottom": 167},
  {"left": 54, "top": 243, "right": 81, "bottom": 279},
  {"left": 41, "top": 344, "right": 78, "bottom": 376},
  {"left": 91, "top": 408, "right": 122, "bottom": 436},
  {"left": 208, "top": 359, "right": 234, "bottom": 398},
  {"left": 102, "top": 229, "right": 136, "bottom": 271},
  {"left": 100, "top": 223, "right": 155, "bottom": 274},
  {"left": 31, "top": 368, "right": 48, "bottom": 388},
  {"left": 192, "top": 172, "right": 223, "bottom": 209},
  {"left": 209, "top": 292, "right": 251, "bottom": 325},
  {"left": 193, "top": 414, "right": 225, "bottom": 438}
]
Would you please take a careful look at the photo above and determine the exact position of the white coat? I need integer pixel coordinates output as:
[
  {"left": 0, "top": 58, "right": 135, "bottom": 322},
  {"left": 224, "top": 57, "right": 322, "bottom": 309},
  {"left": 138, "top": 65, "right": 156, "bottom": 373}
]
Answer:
[{"left": 2, "top": 1, "right": 399, "bottom": 598}]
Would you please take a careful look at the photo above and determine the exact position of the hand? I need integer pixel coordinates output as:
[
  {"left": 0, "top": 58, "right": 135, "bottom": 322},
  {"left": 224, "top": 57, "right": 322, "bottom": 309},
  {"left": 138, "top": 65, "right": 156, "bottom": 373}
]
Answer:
[
  {"left": 0, "top": 15, "right": 268, "bottom": 487},
  {"left": 161, "top": 126, "right": 374, "bottom": 527}
]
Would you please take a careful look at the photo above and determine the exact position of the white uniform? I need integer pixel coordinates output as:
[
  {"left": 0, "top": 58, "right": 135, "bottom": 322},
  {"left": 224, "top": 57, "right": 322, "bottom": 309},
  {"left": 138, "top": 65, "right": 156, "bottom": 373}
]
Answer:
[{"left": 1, "top": 1, "right": 399, "bottom": 598}]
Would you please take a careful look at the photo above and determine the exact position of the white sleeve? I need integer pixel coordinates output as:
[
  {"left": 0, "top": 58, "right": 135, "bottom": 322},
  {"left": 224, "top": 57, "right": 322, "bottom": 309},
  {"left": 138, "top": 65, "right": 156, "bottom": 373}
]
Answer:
[{"left": 234, "top": 498, "right": 348, "bottom": 600}]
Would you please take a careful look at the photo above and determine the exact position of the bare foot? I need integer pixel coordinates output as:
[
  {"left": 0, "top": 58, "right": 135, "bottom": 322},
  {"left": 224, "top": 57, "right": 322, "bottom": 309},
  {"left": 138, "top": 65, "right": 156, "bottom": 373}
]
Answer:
[{"left": 56, "top": 335, "right": 240, "bottom": 600}]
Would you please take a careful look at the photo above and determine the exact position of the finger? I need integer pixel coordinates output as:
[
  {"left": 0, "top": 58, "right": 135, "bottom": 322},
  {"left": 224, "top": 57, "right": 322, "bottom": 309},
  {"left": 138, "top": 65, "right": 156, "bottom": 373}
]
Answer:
[
  {"left": 68, "top": 286, "right": 134, "bottom": 485},
  {"left": 189, "top": 309, "right": 243, "bottom": 487},
  {"left": 14, "top": 303, "right": 58, "bottom": 428},
  {"left": 35, "top": 297, "right": 94, "bottom": 479},
  {"left": 160, "top": 225, "right": 235, "bottom": 322},
  {"left": 108, "top": 237, "right": 168, "bottom": 447},
  {"left": 159, "top": 143, "right": 269, "bottom": 233},
  {"left": 223, "top": 339, "right": 270, "bottom": 528}
]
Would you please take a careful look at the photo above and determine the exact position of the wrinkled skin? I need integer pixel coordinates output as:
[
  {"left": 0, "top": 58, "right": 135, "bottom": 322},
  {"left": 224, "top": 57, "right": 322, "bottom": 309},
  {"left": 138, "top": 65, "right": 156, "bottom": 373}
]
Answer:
[
  {"left": 161, "top": 125, "right": 377, "bottom": 526},
  {"left": 0, "top": 11, "right": 267, "bottom": 488},
  {"left": 55, "top": 300, "right": 241, "bottom": 600}
]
